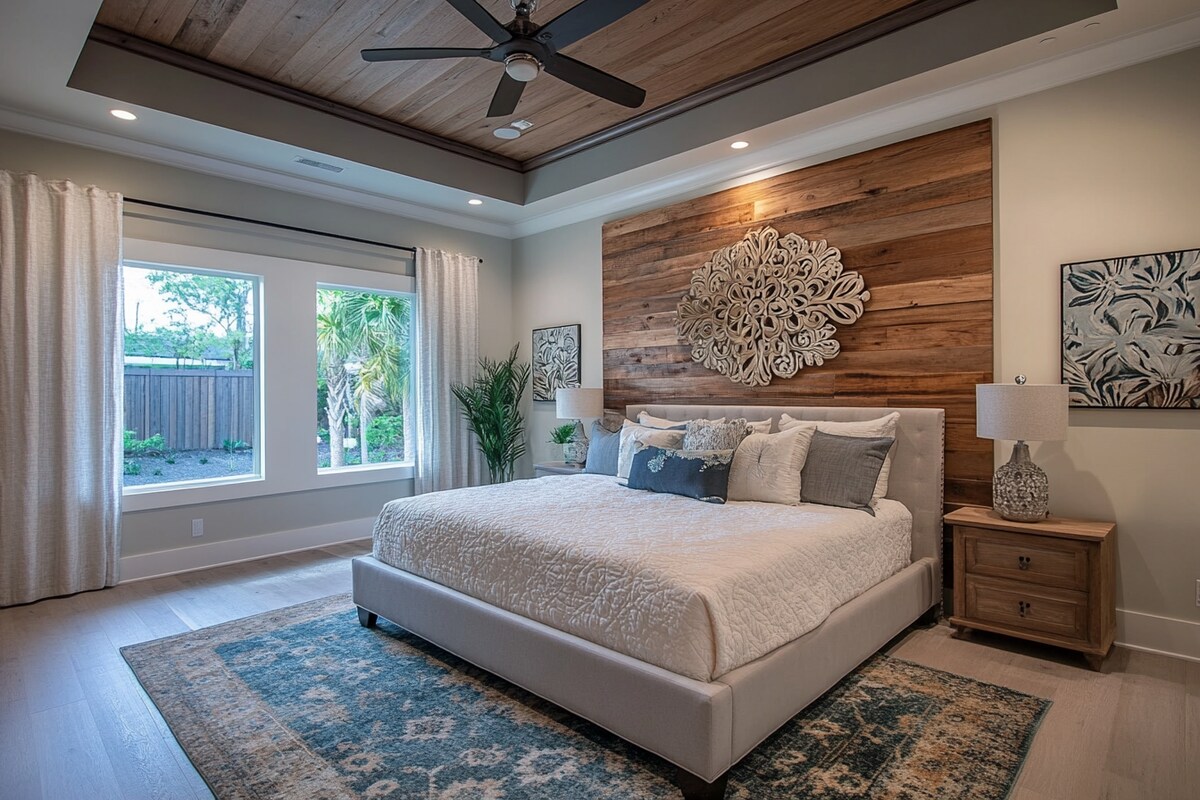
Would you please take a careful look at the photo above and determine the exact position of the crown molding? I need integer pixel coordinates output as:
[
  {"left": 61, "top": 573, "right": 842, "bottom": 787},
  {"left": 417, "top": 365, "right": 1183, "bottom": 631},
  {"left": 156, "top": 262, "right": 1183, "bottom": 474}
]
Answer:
[
  {"left": 0, "top": 104, "right": 516, "bottom": 239},
  {"left": 510, "top": 12, "right": 1200, "bottom": 238}
]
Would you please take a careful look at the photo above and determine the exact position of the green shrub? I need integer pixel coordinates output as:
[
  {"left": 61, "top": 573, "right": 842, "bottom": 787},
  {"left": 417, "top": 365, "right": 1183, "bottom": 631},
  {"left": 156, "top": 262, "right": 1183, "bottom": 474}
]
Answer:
[
  {"left": 367, "top": 415, "right": 404, "bottom": 449},
  {"left": 165, "top": 458, "right": 176, "bottom": 465},
  {"left": 124, "top": 430, "right": 166, "bottom": 457},
  {"left": 152, "top": 469, "right": 162, "bottom": 476},
  {"left": 123, "top": 461, "right": 141, "bottom": 476},
  {"left": 199, "top": 457, "right": 209, "bottom": 465},
  {"left": 222, "top": 438, "right": 250, "bottom": 453}
]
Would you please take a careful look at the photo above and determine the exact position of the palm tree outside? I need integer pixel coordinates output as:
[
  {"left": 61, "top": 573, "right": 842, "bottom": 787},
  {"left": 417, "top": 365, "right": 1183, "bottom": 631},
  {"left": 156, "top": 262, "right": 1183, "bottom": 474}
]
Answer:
[{"left": 316, "top": 288, "right": 413, "bottom": 469}]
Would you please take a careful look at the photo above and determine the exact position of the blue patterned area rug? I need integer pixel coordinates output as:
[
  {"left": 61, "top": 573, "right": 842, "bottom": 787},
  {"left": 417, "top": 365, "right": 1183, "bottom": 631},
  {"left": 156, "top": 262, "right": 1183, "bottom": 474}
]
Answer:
[{"left": 122, "top": 594, "right": 1049, "bottom": 799}]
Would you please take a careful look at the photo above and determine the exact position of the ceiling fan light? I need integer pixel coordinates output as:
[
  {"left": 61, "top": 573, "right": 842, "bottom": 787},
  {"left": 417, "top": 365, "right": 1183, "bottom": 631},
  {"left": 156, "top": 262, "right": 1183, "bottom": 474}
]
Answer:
[{"left": 504, "top": 54, "right": 541, "bottom": 82}]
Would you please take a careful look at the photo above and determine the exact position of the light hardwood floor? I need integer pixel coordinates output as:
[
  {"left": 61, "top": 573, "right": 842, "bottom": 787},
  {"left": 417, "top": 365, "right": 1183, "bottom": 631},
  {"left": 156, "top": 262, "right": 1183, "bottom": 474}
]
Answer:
[{"left": 1, "top": 544, "right": 1195, "bottom": 799}]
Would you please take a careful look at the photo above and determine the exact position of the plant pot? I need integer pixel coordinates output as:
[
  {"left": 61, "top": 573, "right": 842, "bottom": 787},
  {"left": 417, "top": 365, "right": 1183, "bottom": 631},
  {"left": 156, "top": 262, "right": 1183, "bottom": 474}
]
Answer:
[{"left": 562, "top": 440, "right": 586, "bottom": 465}]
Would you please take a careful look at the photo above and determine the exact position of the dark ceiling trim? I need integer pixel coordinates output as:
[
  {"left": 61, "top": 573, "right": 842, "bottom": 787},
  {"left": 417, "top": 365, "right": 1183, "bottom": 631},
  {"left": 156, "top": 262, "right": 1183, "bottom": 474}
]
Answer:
[
  {"left": 87, "top": 24, "right": 522, "bottom": 173},
  {"left": 523, "top": 0, "right": 976, "bottom": 171}
]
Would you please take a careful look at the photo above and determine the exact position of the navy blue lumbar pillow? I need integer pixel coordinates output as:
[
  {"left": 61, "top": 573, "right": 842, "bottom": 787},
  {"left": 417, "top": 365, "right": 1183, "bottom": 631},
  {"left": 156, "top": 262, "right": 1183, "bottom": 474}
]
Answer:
[
  {"left": 583, "top": 421, "right": 621, "bottom": 475},
  {"left": 626, "top": 445, "right": 734, "bottom": 504},
  {"left": 800, "top": 431, "right": 894, "bottom": 515}
]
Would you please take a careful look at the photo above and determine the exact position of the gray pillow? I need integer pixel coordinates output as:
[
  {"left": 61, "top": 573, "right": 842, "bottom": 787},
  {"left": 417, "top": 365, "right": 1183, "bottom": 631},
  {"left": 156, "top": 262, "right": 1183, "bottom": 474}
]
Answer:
[
  {"left": 584, "top": 421, "right": 620, "bottom": 475},
  {"left": 799, "top": 431, "right": 894, "bottom": 515}
]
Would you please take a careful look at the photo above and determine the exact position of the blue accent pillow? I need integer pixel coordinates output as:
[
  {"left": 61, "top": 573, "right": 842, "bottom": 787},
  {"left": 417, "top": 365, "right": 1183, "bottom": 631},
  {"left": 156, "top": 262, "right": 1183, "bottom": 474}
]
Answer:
[
  {"left": 583, "top": 421, "right": 620, "bottom": 476},
  {"left": 626, "top": 445, "right": 734, "bottom": 504},
  {"left": 800, "top": 431, "right": 894, "bottom": 515}
]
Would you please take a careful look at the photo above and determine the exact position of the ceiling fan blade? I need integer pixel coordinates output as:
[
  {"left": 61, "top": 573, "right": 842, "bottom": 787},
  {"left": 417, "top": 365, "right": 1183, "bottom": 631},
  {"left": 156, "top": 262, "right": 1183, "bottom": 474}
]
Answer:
[
  {"left": 444, "top": 0, "right": 512, "bottom": 43},
  {"left": 361, "top": 47, "right": 490, "bottom": 62},
  {"left": 487, "top": 73, "right": 526, "bottom": 118},
  {"left": 544, "top": 54, "right": 645, "bottom": 108},
  {"left": 538, "top": 0, "right": 652, "bottom": 50}
]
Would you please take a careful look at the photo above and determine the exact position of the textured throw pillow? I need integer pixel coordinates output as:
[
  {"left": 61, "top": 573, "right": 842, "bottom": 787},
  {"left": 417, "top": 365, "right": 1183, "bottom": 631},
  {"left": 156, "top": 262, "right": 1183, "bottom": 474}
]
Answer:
[
  {"left": 683, "top": 418, "right": 751, "bottom": 451},
  {"left": 779, "top": 412, "right": 900, "bottom": 501},
  {"left": 637, "top": 411, "right": 724, "bottom": 429},
  {"left": 627, "top": 445, "right": 734, "bottom": 504},
  {"left": 583, "top": 421, "right": 621, "bottom": 476},
  {"left": 727, "top": 425, "right": 815, "bottom": 504},
  {"left": 799, "top": 431, "right": 894, "bottom": 515},
  {"left": 616, "top": 421, "right": 686, "bottom": 480}
]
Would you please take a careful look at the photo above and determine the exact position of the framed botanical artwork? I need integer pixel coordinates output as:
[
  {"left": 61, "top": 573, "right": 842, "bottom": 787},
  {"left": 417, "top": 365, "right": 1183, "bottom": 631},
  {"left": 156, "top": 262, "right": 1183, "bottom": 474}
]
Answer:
[
  {"left": 532, "top": 323, "right": 581, "bottom": 402},
  {"left": 1061, "top": 248, "right": 1200, "bottom": 408}
]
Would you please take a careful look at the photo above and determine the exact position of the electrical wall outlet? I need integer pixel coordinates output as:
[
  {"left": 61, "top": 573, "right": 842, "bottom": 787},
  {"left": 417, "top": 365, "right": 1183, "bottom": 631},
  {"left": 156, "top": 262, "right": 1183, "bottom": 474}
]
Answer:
[{"left": 192, "top": 518, "right": 204, "bottom": 538}]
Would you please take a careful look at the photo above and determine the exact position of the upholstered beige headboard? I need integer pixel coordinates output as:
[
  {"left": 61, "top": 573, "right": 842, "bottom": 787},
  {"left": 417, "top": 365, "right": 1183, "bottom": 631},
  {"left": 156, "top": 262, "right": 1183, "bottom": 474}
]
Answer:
[{"left": 627, "top": 404, "right": 946, "bottom": 591}]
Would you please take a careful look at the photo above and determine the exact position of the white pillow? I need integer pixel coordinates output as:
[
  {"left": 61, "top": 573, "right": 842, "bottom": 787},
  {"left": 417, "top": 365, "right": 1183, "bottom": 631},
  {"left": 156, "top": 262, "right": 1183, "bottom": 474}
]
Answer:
[
  {"left": 637, "top": 411, "right": 771, "bottom": 434},
  {"left": 778, "top": 412, "right": 901, "bottom": 502},
  {"left": 637, "top": 411, "right": 722, "bottom": 429},
  {"left": 617, "top": 420, "right": 686, "bottom": 480},
  {"left": 727, "top": 425, "right": 815, "bottom": 504}
]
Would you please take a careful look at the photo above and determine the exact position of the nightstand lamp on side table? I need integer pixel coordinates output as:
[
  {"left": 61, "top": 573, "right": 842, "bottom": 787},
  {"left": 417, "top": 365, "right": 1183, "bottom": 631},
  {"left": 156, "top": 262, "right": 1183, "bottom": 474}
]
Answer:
[{"left": 945, "top": 505, "right": 1116, "bottom": 670}]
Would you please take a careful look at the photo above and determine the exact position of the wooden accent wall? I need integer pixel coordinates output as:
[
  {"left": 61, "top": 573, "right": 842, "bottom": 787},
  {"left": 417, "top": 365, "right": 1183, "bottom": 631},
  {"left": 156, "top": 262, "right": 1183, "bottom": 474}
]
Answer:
[{"left": 601, "top": 120, "right": 993, "bottom": 507}]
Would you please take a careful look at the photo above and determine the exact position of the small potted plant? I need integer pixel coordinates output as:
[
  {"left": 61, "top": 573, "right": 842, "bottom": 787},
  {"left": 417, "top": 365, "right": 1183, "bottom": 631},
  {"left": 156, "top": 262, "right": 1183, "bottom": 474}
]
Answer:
[{"left": 549, "top": 423, "right": 577, "bottom": 461}]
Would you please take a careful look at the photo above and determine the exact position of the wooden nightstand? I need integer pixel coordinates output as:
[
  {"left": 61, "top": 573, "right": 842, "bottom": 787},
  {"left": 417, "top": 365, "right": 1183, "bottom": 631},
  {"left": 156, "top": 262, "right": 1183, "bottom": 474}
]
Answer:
[
  {"left": 945, "top": 506, "right": 1116, "bottom": 670},
  {"left": 533, "top": 461, "right": 585, "bottom": 478}
]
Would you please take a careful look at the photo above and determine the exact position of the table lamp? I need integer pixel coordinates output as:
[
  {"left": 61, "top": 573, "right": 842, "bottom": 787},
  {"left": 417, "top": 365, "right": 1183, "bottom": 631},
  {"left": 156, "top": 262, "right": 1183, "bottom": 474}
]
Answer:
[
  {"left": 555, "top": 387, "right": 604, "bottom": 465},
  {"left": 976, "top": 376, "right": 1069, "bottom": 522}
]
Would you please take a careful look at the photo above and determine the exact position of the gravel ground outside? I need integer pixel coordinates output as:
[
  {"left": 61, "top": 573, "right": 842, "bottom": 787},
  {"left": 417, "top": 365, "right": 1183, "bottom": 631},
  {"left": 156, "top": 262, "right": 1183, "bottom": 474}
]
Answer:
[{"left": 122, "top": 442, "right": 407, "bottom": 487}]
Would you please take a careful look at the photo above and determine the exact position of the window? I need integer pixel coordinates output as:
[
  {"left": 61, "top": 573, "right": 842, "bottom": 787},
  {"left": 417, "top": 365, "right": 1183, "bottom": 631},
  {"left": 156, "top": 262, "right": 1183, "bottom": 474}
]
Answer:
[
  {"left": 122, "top": 263, "right": 261, "bottom": 489},
  {"left": 316, "top": 287, "right": 414, "bottom": 471},
  {"left": 120, "top": 238, "right": 415, "bottom": 513}
]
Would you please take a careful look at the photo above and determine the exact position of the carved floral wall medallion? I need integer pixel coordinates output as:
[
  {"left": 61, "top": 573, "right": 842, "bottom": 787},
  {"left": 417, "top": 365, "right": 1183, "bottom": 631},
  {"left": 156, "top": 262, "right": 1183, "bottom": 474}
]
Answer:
[{"left": 675, "top": 226, "right": 870, "bottom": 387}]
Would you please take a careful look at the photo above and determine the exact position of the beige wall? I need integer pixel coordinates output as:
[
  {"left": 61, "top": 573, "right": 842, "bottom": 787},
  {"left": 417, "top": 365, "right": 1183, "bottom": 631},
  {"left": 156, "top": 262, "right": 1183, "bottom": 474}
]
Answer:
[
  {"left": 0, "top": 128, "right": 513, "bottom": 558},
  {"left": 512, "top": 221, "right": 604, "bottom": 475},
  {"left": 995, "top": 47, "right": 1200, "bottom": 631},
  {"left": 513, "top": 47, "right": 1200, "bottom": 654}
]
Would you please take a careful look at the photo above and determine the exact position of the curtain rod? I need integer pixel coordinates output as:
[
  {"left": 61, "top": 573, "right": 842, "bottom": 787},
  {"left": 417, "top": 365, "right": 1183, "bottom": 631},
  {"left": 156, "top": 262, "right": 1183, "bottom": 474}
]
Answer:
[{"left": 123, "top": 197, "right": 418, "bottom": 257}]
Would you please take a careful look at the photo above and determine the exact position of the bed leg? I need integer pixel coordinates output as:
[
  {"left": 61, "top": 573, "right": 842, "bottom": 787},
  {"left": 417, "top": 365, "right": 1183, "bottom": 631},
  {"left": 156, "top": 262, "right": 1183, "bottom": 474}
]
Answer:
[
  {"left": 915, "top": 603, "right": 941, "bottom": 627},
  {"left": 356, "top": 607, "right": 378, "bottom": 628},
  {"left": 675, "top": 767, "right": 728, "bottom": 800}
]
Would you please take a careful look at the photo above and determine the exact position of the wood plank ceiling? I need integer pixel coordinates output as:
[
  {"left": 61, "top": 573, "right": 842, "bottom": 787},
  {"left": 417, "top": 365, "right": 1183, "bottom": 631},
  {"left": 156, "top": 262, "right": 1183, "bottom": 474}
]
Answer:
[{"left": 93, "top": 0, "right": 926, "bottom": 163}]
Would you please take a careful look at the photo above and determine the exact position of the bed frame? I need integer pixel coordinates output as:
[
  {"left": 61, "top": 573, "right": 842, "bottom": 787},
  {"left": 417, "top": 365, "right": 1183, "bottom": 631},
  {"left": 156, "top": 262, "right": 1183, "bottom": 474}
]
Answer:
[{"left": 352, "top": 404, "right": 944, "bottom": 798}]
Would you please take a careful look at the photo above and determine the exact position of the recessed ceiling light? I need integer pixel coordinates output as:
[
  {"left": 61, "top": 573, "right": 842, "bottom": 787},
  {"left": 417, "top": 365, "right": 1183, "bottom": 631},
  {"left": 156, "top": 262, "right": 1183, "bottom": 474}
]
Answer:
[
  {"left": 1039, "top": 36, "right": 1057, "bottom": 44},
  {"left": 468, "top": 198, "right": 484, "bottom": 206},
  {"left": 110, "top": 109, "right": 137, "bottom": 121},
  {"left": 730, "top": 141, "right": 749, "bottom": 150},
  {"left": 493, "top": 127, "right": 521, "bottom": 140}
]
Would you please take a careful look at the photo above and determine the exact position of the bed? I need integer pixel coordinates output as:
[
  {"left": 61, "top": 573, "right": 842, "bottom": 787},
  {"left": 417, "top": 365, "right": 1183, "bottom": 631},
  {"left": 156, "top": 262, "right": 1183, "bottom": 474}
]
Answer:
[{"left": 351, "top": 404, "right": 945, "bottom": 798}]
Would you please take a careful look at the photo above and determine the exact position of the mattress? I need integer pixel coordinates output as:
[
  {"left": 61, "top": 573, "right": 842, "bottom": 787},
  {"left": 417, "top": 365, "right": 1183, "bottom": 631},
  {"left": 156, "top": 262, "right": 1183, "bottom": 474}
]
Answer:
[{"left": 372, "top": 474, "right": 912, "bottom": 681}]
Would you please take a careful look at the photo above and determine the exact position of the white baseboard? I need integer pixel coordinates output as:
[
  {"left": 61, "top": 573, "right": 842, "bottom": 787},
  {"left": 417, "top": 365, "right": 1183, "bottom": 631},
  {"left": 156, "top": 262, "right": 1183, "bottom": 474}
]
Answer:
[
  {"left": 118, "top": 517, "right": 376, "bottom": 582},
  {"left": 1116, "top": 608, "right": 1200, "bottom": 663}
]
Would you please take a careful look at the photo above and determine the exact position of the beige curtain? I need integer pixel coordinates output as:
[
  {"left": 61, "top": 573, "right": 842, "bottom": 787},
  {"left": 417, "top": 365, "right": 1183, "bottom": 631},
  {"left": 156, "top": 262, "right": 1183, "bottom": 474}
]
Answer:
[
  {"left": 414, "top": 247, "right": 484, "bottom": 493},
  {"left": 0, "top": 171, "right": 123, "bottom": 606}
]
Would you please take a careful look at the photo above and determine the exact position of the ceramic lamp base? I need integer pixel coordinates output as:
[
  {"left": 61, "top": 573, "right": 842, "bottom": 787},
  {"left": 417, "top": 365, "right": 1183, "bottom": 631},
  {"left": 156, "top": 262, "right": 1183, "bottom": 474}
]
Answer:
[{"left": 992, "top": 441, "right": 1049, "bottom": 522}]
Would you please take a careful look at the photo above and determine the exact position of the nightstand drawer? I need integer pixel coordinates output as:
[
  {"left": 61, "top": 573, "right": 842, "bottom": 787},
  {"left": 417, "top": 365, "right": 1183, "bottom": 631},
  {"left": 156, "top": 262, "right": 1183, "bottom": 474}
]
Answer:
[
  {"left": 963, "top": 577, "right": 1088, "bottom": 642},
  {"left": 961, "top": 528, "right": 1090, "bottom": 591}
]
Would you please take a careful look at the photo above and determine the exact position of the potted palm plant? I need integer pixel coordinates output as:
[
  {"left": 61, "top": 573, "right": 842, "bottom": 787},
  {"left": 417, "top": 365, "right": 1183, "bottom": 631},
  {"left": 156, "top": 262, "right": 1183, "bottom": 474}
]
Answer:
[{"left": 451, "top": 345, "right": 531, "bottom": 483}]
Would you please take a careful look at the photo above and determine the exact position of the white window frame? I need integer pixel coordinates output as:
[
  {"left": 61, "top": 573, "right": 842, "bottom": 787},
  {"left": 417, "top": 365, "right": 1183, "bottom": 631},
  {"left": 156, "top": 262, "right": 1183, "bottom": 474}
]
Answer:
[{"left": 122, "top": 239, "right": 415, "bottom": 513}]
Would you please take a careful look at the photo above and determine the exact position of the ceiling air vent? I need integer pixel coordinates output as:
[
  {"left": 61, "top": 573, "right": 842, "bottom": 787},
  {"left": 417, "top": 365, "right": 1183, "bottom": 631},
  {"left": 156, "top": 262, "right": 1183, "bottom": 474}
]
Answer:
[{"left": 293, "top": 157, "right": 344, "bottom": 173}]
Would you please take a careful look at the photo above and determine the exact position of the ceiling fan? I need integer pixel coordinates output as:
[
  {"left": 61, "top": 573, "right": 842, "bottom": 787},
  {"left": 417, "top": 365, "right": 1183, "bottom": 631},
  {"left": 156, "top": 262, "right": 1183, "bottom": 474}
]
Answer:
[{"left": 361, "top": 0, "right": 650, "bottom": 118}]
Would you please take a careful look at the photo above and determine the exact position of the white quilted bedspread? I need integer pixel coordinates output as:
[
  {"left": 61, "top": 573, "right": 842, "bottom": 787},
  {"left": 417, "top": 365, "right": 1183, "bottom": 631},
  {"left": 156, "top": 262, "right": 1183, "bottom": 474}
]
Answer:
[{"left": 372, "top": 474, "right": 911, "bottom": 681}]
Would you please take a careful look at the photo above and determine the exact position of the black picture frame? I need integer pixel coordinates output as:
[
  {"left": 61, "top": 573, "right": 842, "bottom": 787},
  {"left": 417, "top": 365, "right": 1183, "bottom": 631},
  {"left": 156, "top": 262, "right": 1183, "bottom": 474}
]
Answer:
[
  {"left": 531, "top": 323, "right": 582, "bottom": 402},
  {"left": 1061, "top": 247, "right": 1200, "bottom": 409}
]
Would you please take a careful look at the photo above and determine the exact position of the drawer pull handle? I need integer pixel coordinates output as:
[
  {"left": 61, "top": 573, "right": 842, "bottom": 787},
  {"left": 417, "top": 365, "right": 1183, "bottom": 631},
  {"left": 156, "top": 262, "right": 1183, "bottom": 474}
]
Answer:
[
  {"left": 1017, "top": 555, "right": 1031, "bottom": 570},
  {"left": 1018, "top": 600, "right": 1032, "bottom": 617}
]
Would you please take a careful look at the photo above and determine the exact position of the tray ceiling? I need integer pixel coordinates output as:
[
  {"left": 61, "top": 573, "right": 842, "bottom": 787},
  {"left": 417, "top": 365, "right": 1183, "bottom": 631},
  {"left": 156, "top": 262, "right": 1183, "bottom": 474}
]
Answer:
[{"left": 93, "top": 0, "right": 932, "bottom": 164}]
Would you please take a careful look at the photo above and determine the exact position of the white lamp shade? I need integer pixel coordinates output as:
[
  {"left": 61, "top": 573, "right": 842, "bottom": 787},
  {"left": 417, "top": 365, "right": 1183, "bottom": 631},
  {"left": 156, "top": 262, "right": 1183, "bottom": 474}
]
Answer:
[
  {"left": 976, "top": 383, "right": 1068, "bottom": 442},
  {"left": 555, "top": 387, "right": 603, "bottom": 419}
]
